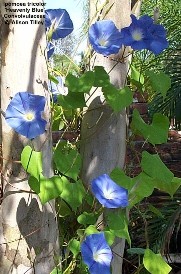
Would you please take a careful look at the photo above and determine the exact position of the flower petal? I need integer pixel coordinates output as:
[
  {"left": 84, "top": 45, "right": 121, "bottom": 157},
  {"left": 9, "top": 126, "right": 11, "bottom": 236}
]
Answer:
[
  {"left": 89, "top": 20, "right": 123, "bottom": 56},
  {"left": 5, "top": 92, "right": 47, "bottom": 139},
  {"left": 45, "top": 9, "right": 74, "bottom": 40},
  {"left": 91, "top": 174, "right": 128, "bottom": 208},
  {"left": 48, "top": 76, "right": 68, "bottom": 102},
  {"left": 47, "top": 42, "right": 55, "bottom": 59},
  {"left": 81, "top": 233, "right": 112, "bottom": 274},
  {"left": 121, "top": 14, "right": 168, "bottom": 54}
]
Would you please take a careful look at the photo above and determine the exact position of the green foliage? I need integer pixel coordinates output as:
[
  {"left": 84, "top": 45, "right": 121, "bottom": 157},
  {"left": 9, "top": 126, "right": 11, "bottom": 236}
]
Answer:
[
  {"left": 143, "top": 249, "right": 172, "bottom": 274},
  {"left": 104, "top": 231, "right": 115, "bottom": 246},
  {"left": 51, "top": 105, "right": 64, "bottom": 131},
  {"left": 145, "top": 71, "right": 171, "bottom": 98},
  {"left": 19, "top": 3, "right": 180, "bottom": 271},
  {"left": 60, "top": 180, "right": 86, "bottom": 211},
  {"left": 21, "top": 146, "right": 42, "bottom": 180},
  {"left": 140, "top": 151, "right": 181, "bottom": 198},
  {"left": 53, "top": 53, "right": 80, "bottom": 75},
  {"left": 55, "top": 65, "right": 134, "bottom": 113},
  {"left": 131, "top": 109, "right": 169, "bottom": 145},
  {"left": 57, "top": 199, "right": 72, "bottom": 217},
  {"left": 93, "top": 66, "right": 110, "bottom": 87},
  {"left": 127, "top": 248, "right": 145, "bottom": 255},
  {"left": 22, "top": 52, "right": 178, "bottom": 272},
  {"left": 149, "top": 49, "right": 181, "bottom": 129},
  {"left": 85, "top": 225, "right": 98, "bottom": 235},
  {"left": 141, "top": 151, "right": 174, "bottom": 185},
  {"left": 130, "top": 65, "right": 145, "bottom": 92},
  {"left": 29, "top": 175, "right": 68, "bottom": 204},
  {"left": 50, "top": 267, "right": 62, "bottom": 274},
  {"left": 110, "top": 168, "right": 134, "bottom": 191},
  {"left": 133, "top": 0, "right": 181, "bottom": 129},
  {"left": 65, "top": 71, "right": 94, "bottom": 93},
  {"left": 129, "top": 172, "right": 155, "bottom": 208},
  {"left": 53, "top": 141, "right": 81, "bottom": 180},
  {"left": 103, "top": 85, "right": 133, "bottom": 112},
  {"left": 77, "top": 212, "right": 98, "bottom": 226},
  {"left": 106, "top": 210, "right": 131, "bottom": 245},
  {"left": 48, "top": 72, "right": 59, "bottom": 84},
  {"left": 57, "top": 92, "right": 86, "bottom": 109},
  {"left": 39, "top": 176, "right": 66, "bottom": 204},
  {"left": 69, "top": 239, "right": 80, "bottom": 257}
]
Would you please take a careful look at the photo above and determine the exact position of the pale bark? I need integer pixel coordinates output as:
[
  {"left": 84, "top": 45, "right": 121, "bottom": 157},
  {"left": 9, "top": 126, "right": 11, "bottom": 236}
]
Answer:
[
  {"left": 0, "top": 1, "right": 58, "bottom": 273},
  {"left": 81, "top": 0, "right": 131, "bottom": 273}
]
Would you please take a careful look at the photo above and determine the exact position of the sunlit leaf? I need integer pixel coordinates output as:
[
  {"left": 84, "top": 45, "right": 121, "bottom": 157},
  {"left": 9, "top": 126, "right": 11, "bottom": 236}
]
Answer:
[
  {"left": 21, "top": 146, "right": 42, "bottom": 180},
  {"left": 143, "top": 249, "right": 172, "bottom": 274},
  {"left": 104, "top": 230, "right": 115, "bottom": 246},
  {"left": 39, "top": 175, "right": 67, "bottom": 204},
  {"left": 103, "top": 84, "right": 133, "bottom": 112},
  {"left": 85, "top": 225, "right": 98, "bottom": 235},
  {"left": 50, "top": 267, "right": 62, "bottom": 274},
  {"left": 130, "top": 65, "right": 145, "bottom": 92},
  {"left": 60, "top": 180, "right": 86, "bottom": 211},
  {"left": 69, "top": 239, "right": 80, "bottom": 257},
  {"left": 48, "top": 72, "right": 59, "bottom": 84}
]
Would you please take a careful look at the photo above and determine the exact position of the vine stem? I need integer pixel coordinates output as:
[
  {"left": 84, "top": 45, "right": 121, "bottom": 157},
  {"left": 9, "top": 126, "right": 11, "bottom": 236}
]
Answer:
[{"left": 112, "top": 250, "right": 138, "bottom": 269}]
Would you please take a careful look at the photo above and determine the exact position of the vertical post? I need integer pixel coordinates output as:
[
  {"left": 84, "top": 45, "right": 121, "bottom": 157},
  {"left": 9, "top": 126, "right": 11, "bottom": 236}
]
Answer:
[
  {"left": 81, "top": 0, "right": 131, "bottom": 273},
  {"left": 0, "top": 1, "right": 58, "bottom": 273}
]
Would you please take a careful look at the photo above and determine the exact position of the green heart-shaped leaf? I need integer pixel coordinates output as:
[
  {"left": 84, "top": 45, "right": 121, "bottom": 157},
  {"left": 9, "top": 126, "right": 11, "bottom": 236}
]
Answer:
[{"left": 131, "top": 109, "right": 169, "bottom": 145}]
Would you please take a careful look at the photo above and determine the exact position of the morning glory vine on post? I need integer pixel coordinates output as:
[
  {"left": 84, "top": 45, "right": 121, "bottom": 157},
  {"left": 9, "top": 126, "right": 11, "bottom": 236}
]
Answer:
[{"left": 2, "top": 3, "right": 178, "bottom": 274}]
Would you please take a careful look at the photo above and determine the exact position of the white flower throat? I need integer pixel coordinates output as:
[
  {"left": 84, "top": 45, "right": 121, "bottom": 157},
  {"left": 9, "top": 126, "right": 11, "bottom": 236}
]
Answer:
[
  {"left": 93, "top": 251, "right": 103, "bottom": 263},
  {"left": 24, "top": 111, "right": 35, "bottom": 121},
  {"left": 98, "top": 37, "right": 108, "bottom": 47},
  {"left": 132, "top": 29, "right": 143, "bottom": 41},
  {"left": 103, "top": 189, "right": 115, "bottom": 200}
]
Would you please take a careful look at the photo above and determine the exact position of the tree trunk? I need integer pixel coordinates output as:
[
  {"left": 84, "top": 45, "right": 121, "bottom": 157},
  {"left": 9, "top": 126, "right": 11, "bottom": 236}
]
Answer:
[
  {"left": 0, "top": 1, "right": 58, "bottom": 273},
  {"left": 81, "top": 0, "right": 131, "bottom": 273}
]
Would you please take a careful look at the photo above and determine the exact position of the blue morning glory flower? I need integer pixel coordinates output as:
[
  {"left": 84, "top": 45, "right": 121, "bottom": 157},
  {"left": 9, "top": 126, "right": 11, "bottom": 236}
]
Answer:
[
  {"left": 91, "top": 174, "right": 128, "bottom": 208},
  {"left": 147, "top": 24, "right": 168, "bottom": 54},
  {"left": 45, "top": 9, "right": 74, "bottom": 40},
  {"left": 89, "top": 20, "right": 123, "bottom": 56},
  {"left": 5, "top": 92, "right": 47, "bottom": 139},
  {"left": 81, "top": 233, "right": 112, "bottom": 274},
  {"left": 49, "top": 76, "right": 68, "bottom": 102},
  {"left": 47, "top": 41, "right": 55, "bottom": 59},
  {"left": 121, "top": 14, "right": 168, "bottom": 54},
  {"left": 120, "top": 15, "right": 153, "bottom": 51}
]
